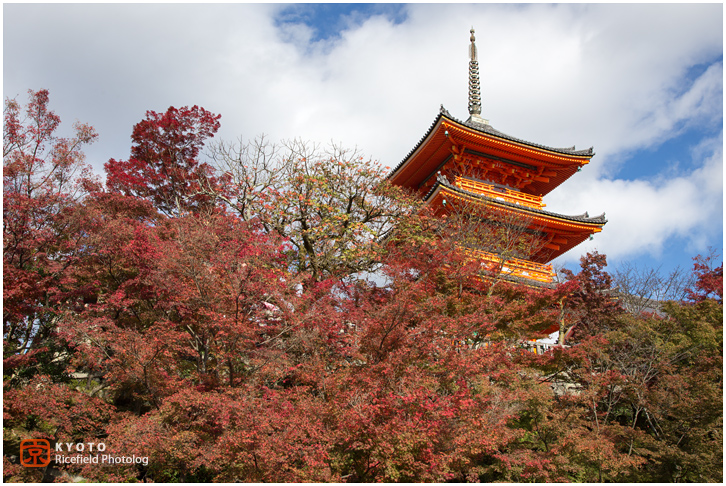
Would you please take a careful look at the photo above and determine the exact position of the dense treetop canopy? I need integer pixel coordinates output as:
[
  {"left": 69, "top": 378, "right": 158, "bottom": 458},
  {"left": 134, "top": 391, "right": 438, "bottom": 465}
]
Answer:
[{"left": 4, "top": 90, "right": 722, "bottom": 483}]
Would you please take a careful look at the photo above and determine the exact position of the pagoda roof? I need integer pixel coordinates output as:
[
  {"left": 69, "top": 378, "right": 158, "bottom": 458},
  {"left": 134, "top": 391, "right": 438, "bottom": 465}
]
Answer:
[
  {"left": 389, "top": 107, "right": 594, "bottom": 197},
  {"left": 458, "top": 114, "right": 594, "bottom": 157},
  {"left": 424, "top": 174, "right": 607, "bottom": 226},
  {"left": 424, "top": 174, "right": 606, "bottom": 262}
]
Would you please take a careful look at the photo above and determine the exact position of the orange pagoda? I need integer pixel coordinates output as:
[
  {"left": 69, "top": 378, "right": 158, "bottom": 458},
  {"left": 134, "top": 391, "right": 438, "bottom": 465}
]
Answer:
[{"left": 388, "top": 29, "right": 606, "bottom": 286}]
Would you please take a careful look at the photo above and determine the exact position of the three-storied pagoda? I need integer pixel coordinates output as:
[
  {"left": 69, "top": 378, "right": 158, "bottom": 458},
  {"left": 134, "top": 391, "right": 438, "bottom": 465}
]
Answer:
[{"left": 388, "top": 29, "right": 606, "bottom": 285}]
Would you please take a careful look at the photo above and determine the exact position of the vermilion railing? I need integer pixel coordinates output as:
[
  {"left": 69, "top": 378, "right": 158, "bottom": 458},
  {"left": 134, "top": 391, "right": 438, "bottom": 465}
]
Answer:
[
  {"left": 465, "top": 248, "right": 554, "bottom": 284},
  {"left": 453, "top": 176, "right": 544, "bottom": 210}
]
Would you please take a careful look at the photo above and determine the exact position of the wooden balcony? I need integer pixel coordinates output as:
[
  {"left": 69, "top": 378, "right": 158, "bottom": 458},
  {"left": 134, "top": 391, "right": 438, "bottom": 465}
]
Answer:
[
  {"left": 453, "top": 176, "right": 544, "bottom": 210},
  {"left": 465, "top": 248, "right": 555, "bottom": 284}
]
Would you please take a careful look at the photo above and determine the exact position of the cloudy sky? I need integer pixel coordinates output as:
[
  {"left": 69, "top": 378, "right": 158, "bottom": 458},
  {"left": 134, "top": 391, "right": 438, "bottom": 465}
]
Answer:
[{"left": 4, "top": 3, "right": 723, "bottom": 274}]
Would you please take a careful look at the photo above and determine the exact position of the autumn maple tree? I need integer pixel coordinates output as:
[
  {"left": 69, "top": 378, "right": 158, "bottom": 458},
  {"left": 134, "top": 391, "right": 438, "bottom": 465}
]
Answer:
[
  {"left": 206, "top": 137, "right": 419, "bottom": 283},
  {"left": 686, "top": 250, "right": 723, "bottom": 304},
  {"left": 3, "top": 89, "right": 107, "bottom": 482},
  {"left": 105, "top": 105, "right": 221, "bottom": 216},
  {"left": 3, "top": 89, "right": 97, "bottom": 381},
  {"left": 4, "top": 90, "right": 722, "bottom": 483}
]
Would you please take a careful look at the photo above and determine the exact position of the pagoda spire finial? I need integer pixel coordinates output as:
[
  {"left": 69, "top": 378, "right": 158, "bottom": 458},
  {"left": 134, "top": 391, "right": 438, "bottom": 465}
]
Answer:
[
  {"left": 469, "top": 27, "right": 477, "bottom": 62},
  {"left": 467, "top": 27, "right": 489, "bottom": 125}
]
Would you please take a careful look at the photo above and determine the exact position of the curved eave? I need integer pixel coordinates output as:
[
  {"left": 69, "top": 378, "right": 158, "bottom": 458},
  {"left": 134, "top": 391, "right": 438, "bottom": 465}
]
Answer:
[
  {"left": 442, "top": 120, "right": 590, "bottom": 196},
  {"left": 426, "top": 180, "right": 606, "bottom": 262},
  {"left": 388, "top": 114, "right": 451, "bottom": 190},
  {"left": 459, "top": 115, "right": 594, "bottom": 158},
  {"left": 425, "top": 180, "right": 607, "bottom": 225},
  {"left": 388, "top": 109, "right": 594, "bottom": 196}
]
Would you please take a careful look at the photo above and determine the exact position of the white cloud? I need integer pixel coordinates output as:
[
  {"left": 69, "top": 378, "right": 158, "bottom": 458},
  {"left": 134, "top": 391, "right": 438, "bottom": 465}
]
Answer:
[
  {"left": 4, "top": 3, "right": 722, "bottom": 268},
  {"left": 546, "top": 132, "right": 723, "bottom": 263}
]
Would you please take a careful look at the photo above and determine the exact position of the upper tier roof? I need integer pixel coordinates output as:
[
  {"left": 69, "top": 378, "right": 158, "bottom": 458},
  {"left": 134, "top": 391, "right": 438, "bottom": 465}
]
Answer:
[
  {"left": 388, "top": 107, "right": 595, "bottom": 197},
  {"left": 458, "top": 111, "right": 594, "bottom": 157}
]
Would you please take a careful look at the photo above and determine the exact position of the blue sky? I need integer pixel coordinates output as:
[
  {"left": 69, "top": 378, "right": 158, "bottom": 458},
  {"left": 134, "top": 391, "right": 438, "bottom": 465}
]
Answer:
[
  {"left": 276, "top": 4, "right": 408, "bottom": 43},
  {"left": 4, "top": 3, "right": 723, "bottom": 278}
]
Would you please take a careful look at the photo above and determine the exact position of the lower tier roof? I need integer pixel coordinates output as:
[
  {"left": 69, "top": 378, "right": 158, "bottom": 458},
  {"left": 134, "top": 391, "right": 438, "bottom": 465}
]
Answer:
[{"left": 424, "top": 174, "right": 607, "bottom": 263}]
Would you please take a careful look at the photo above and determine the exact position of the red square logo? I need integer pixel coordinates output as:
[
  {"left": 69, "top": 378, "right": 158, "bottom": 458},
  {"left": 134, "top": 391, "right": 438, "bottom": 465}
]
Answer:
[{"left": 20, "top": 439, "right": 51, "bottom": 467}]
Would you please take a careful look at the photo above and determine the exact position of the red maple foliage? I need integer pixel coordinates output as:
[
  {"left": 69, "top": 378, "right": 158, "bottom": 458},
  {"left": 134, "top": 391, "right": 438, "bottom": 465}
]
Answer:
[
  {"left": 105, "top": 105, "right": 221, "bottom": 216},
  {"left": 4, "top": 89, "right": 97, "bottom": 377},
  {"left": 4, "top": 92, "right": 722, "bottom": 483},
  {"left": 686, "top": 253, "right": 723, "bottom": 304}
]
